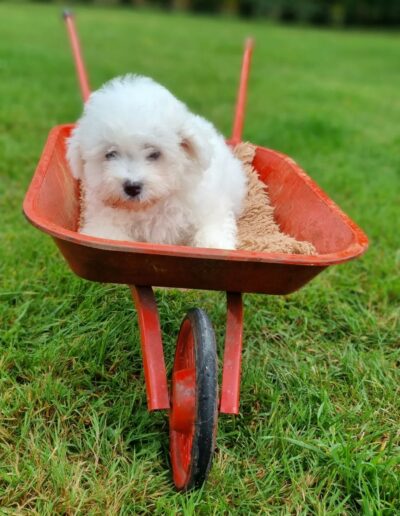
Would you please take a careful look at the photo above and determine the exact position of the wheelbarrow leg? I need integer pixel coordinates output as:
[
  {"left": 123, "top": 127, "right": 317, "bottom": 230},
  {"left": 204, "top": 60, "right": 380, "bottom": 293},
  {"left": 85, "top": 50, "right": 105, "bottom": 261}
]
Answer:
[
  {"left": 220, "top": 292, "right": 244, "bottom": 414},
  {"left": 130, "top": 286, "right": 169, "bottom": 411}
]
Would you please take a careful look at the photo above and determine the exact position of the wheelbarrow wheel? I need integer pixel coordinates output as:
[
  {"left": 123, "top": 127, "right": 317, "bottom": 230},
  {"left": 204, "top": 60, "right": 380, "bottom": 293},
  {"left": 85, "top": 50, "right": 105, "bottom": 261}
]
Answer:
[{"left": 169, "top": 308, "right": 218, "bottom": 491}]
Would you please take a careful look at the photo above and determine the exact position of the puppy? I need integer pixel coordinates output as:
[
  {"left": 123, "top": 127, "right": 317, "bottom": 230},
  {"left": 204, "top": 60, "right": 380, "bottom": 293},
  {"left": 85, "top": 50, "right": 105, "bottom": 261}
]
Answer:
[{"left": 67, "top": 75, "right": 247, "bottom": 249}]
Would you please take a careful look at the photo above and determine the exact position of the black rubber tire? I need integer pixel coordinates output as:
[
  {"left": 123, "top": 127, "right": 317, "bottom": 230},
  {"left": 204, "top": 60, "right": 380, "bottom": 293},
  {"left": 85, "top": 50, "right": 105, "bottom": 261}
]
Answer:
[{"left": 170, "top": 308, "right": 218, "bottom": 491}]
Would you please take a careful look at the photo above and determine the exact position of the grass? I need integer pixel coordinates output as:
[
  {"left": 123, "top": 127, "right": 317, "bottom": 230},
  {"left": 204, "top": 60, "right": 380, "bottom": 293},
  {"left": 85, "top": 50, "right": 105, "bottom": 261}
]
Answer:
[{"left": 1, "top": 2, "right": 399, "bottom": 513}]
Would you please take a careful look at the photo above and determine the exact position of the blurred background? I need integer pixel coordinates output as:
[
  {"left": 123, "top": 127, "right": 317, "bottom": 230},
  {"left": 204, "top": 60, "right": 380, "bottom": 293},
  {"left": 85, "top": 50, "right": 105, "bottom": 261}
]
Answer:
[
  {"left": 132, "top": 0, "right": 400, "bottom": 27},
  {"left": 6, "top": 0, "right": 399, "bottom": 27}
]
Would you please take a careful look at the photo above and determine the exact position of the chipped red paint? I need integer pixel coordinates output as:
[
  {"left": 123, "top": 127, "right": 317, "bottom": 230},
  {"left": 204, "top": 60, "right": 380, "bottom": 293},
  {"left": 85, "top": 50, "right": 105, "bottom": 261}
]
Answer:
[{"left": 170, "top": 368, "right": 196, "bottom": 434}]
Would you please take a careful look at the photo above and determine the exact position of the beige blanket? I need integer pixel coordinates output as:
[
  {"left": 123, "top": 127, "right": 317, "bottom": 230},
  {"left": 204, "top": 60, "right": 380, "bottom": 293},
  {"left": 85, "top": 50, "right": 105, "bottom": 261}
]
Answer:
[{"left": 235, "top": 142, "right": 316, "bottom": 255}]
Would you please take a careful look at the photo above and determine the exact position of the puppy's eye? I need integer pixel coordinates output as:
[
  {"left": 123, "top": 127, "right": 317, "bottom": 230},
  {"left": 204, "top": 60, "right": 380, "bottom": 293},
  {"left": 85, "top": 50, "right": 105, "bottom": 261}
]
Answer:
[
  {"left": 147, "top": 150, "right": 161, "bottom": 161},
  {"left": 105, "top": 150, "right": 118, "bottom": 160}
]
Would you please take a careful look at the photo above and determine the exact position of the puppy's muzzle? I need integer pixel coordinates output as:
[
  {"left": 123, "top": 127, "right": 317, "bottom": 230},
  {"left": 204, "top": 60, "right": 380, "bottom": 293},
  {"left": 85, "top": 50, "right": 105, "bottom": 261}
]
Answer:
[{"left": 123, "top": 181, "right": 142, "bottom": 199}]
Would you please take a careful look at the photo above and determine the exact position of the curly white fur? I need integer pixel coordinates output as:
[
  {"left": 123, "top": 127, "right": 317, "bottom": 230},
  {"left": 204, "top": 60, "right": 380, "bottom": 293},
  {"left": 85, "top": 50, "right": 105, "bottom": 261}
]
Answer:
[{"left": 67, "top": 75, "right": 247, "bottom": 249}]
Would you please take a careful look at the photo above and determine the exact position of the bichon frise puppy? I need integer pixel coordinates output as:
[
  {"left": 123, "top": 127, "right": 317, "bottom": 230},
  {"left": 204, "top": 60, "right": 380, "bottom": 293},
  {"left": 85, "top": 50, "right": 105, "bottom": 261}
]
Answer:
[{"left": 67, "top": 75, "right": 247, "bottom": 249}]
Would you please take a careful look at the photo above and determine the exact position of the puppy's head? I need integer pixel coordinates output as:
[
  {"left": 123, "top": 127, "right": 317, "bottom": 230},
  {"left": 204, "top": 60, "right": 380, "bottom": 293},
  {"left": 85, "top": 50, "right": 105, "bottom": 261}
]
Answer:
[{"left": 67, "top": 75, "right": 210, "bottom": 210}]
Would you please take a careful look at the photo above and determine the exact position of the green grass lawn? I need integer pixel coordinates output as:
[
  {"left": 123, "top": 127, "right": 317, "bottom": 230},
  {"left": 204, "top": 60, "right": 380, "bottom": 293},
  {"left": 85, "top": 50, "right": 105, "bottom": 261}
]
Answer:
[{"left": 1, "top": 3, "right": 399, "bottom": 513}]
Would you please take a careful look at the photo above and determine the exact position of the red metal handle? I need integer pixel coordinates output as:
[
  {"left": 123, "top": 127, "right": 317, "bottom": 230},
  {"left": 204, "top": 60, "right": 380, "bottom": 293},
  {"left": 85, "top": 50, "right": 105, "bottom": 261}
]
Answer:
[
  {"left": 63, "top": 10, "right": 91, "bottom": 103},
  {"left": 231, "top": 38, "right": 254, "bottom": 145}
]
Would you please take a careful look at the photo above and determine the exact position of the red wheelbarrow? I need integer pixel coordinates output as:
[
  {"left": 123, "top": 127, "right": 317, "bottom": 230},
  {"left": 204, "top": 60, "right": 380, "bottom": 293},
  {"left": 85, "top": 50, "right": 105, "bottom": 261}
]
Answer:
[{"left": 23, "top": 13, "right": 368, "bottom": 491}]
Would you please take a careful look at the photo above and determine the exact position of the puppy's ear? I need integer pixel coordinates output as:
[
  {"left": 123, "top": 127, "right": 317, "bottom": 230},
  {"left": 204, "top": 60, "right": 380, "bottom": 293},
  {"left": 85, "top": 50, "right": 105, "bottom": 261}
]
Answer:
[
  {"left": 179, "top": 119, "right": 210, "bottom": 171},
  {"left": 66, "top": 127, "right": 84, "bottom": 180}
]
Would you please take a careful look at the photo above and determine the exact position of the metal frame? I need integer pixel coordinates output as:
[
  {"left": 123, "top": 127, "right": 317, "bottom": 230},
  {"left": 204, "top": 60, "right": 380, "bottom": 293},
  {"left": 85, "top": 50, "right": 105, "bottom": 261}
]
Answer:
[{"left": 131, "top": 286, "right": 244, "bottom": 414}]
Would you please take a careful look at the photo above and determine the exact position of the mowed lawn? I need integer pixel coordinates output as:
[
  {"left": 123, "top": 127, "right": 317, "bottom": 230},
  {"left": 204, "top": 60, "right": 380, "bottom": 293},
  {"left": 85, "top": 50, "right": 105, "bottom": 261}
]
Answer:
[{"left": 1, "top": 3, "right": 399, "bottom": 513}]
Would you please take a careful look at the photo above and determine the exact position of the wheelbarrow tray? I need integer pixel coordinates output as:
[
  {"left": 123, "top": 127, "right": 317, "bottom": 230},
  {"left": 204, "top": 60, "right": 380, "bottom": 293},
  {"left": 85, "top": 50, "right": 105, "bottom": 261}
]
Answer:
[{"left": 23, "top": 124, "right": 368, "bottom": 295}]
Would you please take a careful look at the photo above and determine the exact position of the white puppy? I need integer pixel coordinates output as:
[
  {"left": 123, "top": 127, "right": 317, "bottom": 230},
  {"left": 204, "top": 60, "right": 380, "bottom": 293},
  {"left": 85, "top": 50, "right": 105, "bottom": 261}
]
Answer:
[{"left": 67, "top": 75, "right": 247, "bottom": 249}]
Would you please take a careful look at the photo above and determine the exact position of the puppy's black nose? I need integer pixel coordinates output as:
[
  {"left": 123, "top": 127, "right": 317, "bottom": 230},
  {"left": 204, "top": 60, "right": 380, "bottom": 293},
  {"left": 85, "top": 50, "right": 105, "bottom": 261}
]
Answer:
[{"left": 123, "top": 181, "right": 142, "bottom": 198}]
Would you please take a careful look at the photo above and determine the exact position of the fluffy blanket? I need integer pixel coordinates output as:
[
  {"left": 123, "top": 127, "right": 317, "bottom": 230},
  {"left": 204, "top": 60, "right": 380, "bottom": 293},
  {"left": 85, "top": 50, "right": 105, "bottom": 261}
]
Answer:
[{"left": 235, "top": 142, "right": 316, "bottom": 255}]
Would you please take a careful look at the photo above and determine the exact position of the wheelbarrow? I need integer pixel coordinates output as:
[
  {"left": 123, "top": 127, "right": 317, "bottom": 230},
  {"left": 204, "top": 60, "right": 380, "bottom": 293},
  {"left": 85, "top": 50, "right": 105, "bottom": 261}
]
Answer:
[{"left": 23, "top": 12, "right": 368, "bottom": 491}]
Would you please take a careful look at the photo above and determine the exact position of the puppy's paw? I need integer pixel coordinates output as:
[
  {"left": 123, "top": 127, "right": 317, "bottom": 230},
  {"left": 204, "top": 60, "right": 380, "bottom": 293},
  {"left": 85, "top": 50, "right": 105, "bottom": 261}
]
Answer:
[
  {"left": 79, "top": 222, "right": 130, "bottom": 241},
  {"left": 193, "top": 228, "right": 236, "bottom": 250}
]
